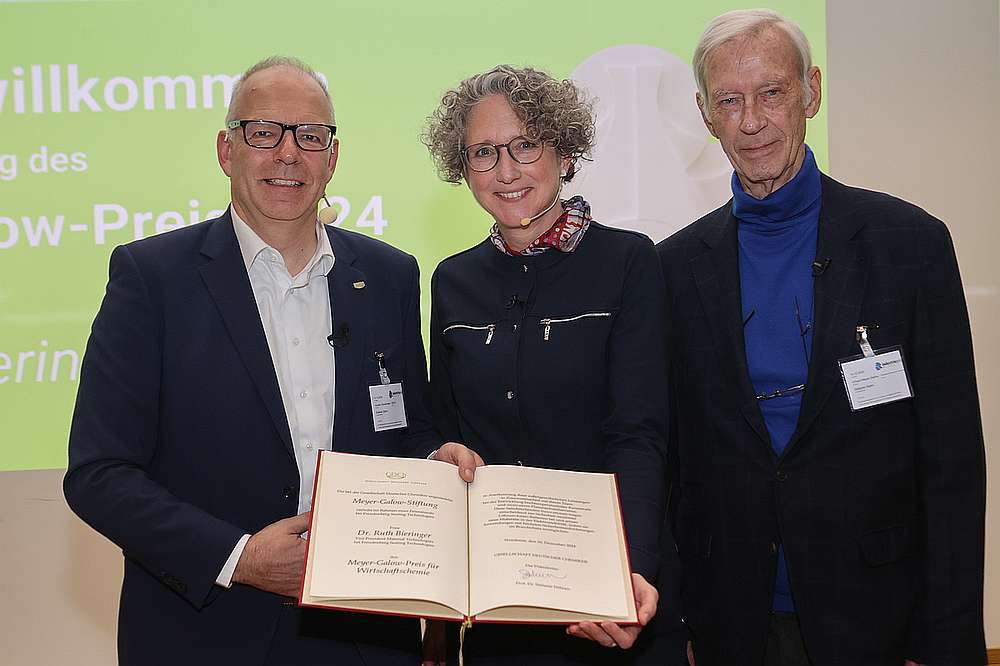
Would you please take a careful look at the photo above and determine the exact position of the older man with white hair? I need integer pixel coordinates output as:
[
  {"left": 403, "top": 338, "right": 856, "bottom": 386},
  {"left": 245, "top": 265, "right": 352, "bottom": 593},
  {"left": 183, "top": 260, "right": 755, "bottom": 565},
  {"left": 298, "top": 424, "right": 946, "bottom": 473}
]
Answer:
[{"left": 657, "top": 9, "right": 985, "bottom": 666}]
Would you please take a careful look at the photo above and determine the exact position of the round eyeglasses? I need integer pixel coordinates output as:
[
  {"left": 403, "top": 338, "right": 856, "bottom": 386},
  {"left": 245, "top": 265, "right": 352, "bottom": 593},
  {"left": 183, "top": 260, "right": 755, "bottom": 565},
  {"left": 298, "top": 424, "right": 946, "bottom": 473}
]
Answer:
[
  {"left": 461, "top": 136, "right": 544, "bottom": 172},
  {"left": 226, "top": 119, "right": 337, "bottom": 151}
]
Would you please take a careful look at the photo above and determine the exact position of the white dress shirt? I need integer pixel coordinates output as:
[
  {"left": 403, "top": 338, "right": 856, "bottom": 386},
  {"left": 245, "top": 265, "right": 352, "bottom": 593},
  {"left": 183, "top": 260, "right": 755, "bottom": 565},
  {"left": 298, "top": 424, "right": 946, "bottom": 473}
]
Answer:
[{"left": 216, "top": 207, "right": 336, "bottom": 587}]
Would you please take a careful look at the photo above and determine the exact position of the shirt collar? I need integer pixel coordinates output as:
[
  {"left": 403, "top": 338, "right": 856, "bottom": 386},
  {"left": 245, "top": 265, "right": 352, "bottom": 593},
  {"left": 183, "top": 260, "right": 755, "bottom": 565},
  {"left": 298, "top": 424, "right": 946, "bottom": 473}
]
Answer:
[{"left": 230, "top": 205, "right": 335, "bottom": 275}]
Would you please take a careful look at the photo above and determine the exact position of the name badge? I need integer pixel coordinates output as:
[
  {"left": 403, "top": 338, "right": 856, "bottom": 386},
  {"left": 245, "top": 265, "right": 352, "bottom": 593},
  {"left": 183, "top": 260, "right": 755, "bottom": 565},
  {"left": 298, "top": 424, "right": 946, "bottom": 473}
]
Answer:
[
  {"left": 369, "top": 383, "right": 408, "bottom": 431},
  {"left": 369, "top": 350, "right": 407, "bottom": 431},
  {"left": 838, "top": 326, "right": 913, "bottom": 411}
]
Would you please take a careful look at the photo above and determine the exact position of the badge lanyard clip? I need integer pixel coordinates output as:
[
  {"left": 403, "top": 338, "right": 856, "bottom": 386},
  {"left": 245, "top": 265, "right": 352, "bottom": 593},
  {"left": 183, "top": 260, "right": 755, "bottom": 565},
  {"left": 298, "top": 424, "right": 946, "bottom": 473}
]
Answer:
[
  {"left": 856, "top": 325, "right": 876, "bottom": 358},
  {"left": 374, "top": 351, "right": 391, "bottom": 385}
]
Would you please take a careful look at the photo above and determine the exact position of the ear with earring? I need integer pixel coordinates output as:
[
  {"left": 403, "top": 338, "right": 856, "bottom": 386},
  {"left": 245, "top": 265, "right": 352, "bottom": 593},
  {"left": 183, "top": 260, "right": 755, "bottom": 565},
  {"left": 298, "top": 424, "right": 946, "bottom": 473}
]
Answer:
[{"left": 318, "top": 195, "right": 338, "bottom": 224}]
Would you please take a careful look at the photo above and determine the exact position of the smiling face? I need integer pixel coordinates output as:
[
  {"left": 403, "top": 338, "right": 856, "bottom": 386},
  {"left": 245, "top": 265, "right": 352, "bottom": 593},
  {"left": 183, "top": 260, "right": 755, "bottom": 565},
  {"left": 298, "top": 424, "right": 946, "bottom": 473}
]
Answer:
[
  {"left": 463, "top": 94, "right": 569, "bottom": 233},
  {"left": 217, "top": 66, "right": 338, "bottom": 232},
  {"left": 698, "top": 25, "right": 821, "bottom": 198}
]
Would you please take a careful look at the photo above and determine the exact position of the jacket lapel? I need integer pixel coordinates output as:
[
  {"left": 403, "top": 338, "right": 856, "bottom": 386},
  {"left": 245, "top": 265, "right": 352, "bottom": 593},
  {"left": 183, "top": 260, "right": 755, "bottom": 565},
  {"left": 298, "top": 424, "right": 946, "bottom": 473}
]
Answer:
[
  {"left": 325, "top": 227, "right": 370, "bottom": 449},
  {"left": 198, "top": 211, "right": 293, "bottom": 455},
  {"left": 690, "top": 205, "right": 773, "bottom": 458},
  {"left": 783, "top": 175, "right": 869, "bottom": 456}
]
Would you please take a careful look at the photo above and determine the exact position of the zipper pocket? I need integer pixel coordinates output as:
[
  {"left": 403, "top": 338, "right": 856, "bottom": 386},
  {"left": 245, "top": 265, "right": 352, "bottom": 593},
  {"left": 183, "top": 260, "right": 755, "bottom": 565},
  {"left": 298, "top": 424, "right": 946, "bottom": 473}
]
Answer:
[
  {"left": 442, "top": 322, "right": 496, "bottom": 345},
  {"left": 539, "top": 311, "right": 612, "bottom": 341}
]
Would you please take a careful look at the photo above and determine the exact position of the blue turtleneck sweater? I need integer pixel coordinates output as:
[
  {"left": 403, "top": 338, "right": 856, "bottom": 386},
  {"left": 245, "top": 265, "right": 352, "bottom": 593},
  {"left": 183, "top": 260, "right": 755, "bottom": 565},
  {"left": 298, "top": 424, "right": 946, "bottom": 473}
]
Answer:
[{"left": 732, "top": 145, "right": 821, "bottom": 613}]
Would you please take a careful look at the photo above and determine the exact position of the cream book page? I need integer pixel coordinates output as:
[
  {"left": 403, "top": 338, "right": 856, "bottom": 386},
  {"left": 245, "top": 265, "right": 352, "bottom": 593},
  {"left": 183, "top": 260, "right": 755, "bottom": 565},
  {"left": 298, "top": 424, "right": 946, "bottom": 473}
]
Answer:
[
  {"left": 467, "top": 465, "right": 633, "bottom": 620},
  {"left": 305, "top": 452, "right": 470, "bottom": 617}
]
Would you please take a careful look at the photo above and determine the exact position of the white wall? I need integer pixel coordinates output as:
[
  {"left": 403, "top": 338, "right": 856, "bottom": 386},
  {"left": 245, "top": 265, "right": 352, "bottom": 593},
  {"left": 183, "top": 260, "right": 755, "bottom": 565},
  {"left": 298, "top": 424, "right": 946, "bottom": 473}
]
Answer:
[{"left": 826, "top": 0, "right": 1000, "bottom": 645}]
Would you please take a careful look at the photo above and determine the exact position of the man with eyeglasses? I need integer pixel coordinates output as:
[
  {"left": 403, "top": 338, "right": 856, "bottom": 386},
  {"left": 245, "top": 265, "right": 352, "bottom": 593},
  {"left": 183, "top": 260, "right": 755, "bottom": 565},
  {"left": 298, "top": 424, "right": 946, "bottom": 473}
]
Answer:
[
  {"left": 656, "top": 9, "right": 985, "bottom": 666},
  {"left": 65, "top": 56, "right": 439, "bottom": 665}
]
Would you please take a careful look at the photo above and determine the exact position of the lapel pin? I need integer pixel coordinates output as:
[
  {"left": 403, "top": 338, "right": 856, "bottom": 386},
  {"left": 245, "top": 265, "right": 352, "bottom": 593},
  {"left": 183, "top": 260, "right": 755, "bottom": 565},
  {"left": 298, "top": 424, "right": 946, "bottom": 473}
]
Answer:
[{"left": 353, "top": 281, "right": 366, "bottom": 289}]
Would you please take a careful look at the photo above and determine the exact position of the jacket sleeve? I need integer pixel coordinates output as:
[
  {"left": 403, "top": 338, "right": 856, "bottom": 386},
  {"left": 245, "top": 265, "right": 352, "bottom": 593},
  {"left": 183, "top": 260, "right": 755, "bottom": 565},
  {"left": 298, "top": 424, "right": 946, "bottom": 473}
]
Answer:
[
  {"left": 905, "top": 217, "right": 986, "bottom": 664},
  {"left": 63, "top": 245, "right": 245, "bottom": 609},
  {"left": 428, "top": 268, "right": 462, "bottom": 444},
  {"left": 601, "top": 237, "right": 669, "bottom": 581},
  {"left": 398, "top": 255, "right": 444, "bottom": 458}
]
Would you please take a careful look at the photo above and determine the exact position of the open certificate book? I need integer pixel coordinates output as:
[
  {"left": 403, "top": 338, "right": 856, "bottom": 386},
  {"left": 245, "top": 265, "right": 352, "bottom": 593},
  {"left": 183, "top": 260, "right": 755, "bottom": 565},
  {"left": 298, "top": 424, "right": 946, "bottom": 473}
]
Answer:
[{"left": 299, "top": 451, "right": 638, "bottom": 625}]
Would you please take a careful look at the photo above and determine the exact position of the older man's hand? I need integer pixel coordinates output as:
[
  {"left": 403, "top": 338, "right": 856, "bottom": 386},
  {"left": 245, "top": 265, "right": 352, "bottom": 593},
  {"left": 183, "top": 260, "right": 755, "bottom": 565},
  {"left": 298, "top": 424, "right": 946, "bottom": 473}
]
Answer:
[
  {"left": 232, "top": 512, "right": 310, "bottom": 597},
  {"left": 432, "top": 442, "right": 485, "bottom": 482},
  {"left": 566, "top": 573, "right": 658, "bottom": 649}
]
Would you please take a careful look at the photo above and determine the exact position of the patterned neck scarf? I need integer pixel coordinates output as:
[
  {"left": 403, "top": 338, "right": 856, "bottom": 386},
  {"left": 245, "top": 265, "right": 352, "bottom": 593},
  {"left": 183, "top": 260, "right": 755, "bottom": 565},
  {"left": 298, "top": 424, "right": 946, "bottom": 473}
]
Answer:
[{"left": 489, "top": 195, "right": 592, "bottom": 256}]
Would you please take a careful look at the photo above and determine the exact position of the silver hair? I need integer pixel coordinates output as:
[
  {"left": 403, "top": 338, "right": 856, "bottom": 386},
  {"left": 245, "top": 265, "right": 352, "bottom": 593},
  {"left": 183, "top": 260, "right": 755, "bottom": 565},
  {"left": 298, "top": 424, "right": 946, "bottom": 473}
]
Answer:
[
  {"left": 224, "top": 55, "right": 335, "bottom": 126},
  {"left": 693, "top": 8, "right": 814, "bottom": 114},
  {"left": 422, "top": 64, "right": 595, "bottom": 184}
]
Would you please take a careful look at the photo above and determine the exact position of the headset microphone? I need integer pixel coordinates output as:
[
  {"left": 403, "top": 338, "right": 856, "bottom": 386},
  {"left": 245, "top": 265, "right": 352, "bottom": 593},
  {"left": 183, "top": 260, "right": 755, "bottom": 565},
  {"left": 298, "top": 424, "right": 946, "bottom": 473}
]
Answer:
[
  {"left": 318, "top": 195, "right": 338, "bottom": 224},
  {"left": 518, "top": 182, "right": 563, "bottom": 228}
]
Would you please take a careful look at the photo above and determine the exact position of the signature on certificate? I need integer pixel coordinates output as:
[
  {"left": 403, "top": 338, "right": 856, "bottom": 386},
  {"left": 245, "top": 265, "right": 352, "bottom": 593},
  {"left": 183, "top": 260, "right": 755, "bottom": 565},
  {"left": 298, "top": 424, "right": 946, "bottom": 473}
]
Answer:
[{"left": 517, "top": 567, "right": 568, "bottom": 581}]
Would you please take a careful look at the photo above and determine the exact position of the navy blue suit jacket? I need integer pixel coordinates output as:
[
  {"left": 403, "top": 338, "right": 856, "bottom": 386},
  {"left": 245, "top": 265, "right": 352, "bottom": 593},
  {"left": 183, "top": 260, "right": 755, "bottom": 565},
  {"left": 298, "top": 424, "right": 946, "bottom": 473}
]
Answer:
[{"left": 65, "top": 210, "right": 441, "bottom": 665}]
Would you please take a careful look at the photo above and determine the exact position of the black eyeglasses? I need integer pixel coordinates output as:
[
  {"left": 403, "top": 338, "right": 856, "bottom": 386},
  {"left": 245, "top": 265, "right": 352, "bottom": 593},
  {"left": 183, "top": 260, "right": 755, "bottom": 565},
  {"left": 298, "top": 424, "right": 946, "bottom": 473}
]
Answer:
[
  {"left": 461, "top": 136, "right": 545, "bottom": 172},
  {"left": 226, "top": 119, "right": 337, "bottom": 151}
]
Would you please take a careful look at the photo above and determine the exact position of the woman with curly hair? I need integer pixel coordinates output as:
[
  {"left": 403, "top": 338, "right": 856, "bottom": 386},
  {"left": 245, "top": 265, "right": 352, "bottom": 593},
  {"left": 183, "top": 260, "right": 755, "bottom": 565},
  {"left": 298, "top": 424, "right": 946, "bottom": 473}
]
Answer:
[{"left": 422, "top": 65, "right": 677, "bottom": 664}]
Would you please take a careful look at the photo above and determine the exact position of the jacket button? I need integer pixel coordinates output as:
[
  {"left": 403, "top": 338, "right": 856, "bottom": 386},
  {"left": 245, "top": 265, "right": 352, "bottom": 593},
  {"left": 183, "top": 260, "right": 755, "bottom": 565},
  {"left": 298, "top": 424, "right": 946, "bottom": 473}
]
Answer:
[
  {"left": 506, "top": 390, "right": 515, "bottom": 400},
  {"left": 769, "top": 541, "right": 778, "bottom": 554},
  {"left": 282, "top": 485, "right": 296, "bottom": 499},
  {"left": 775, "top": 470, "right": 788, "bottom": 482}
]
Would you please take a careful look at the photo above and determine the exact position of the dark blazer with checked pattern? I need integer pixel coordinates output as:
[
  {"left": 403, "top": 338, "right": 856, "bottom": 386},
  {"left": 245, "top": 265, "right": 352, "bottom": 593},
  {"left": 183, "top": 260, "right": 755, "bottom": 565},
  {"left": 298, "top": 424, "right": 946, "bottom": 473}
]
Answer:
[
  {"left": 64, "top": 210, "right": 440, "bottom": 665},
  {"left": 656, "top": 174, "right": 985, "bottom": 666}
]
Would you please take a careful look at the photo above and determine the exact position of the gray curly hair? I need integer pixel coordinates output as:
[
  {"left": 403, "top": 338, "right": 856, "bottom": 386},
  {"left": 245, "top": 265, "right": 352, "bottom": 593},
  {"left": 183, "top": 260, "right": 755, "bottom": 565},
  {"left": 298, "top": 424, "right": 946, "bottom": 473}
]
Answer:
[{"left": 422, "top": 65, "right": 595, "bottom": 184}]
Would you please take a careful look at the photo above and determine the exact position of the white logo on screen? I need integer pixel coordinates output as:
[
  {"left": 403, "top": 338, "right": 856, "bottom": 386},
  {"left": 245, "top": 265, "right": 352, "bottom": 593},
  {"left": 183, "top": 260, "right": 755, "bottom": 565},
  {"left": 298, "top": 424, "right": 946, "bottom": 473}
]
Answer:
[{"left": 565, "top": 45, "right": 733, "bottom": 242}]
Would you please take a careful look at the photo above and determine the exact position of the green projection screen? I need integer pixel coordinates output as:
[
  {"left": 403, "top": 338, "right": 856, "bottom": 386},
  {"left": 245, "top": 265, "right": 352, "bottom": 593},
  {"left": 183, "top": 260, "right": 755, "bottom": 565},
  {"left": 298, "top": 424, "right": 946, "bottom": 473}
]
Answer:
[{"left": 0, "top": 0, "right": 827, "bottom": 470}]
